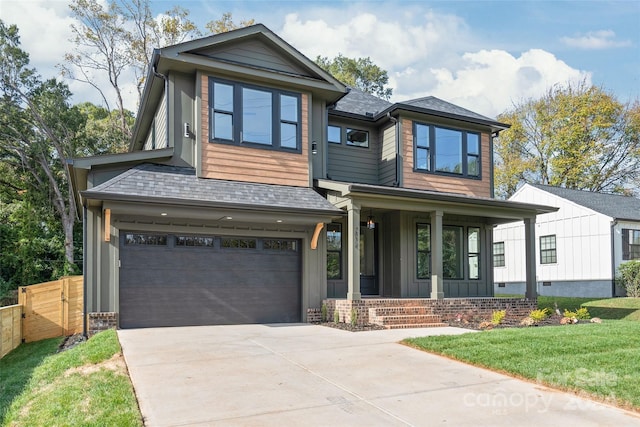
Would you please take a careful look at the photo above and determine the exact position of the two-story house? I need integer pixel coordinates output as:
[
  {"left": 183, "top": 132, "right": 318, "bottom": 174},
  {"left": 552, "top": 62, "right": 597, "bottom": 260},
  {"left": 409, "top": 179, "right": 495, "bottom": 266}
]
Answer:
[{"left": 69, "top": 25, "right": 554, "bottom": 330}]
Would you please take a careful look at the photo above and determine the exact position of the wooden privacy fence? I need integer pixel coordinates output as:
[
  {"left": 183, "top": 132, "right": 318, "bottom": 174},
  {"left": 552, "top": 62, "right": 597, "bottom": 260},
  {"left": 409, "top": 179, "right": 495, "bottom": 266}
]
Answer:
[
  {"left": 0, "top": 305, "right": 22, "bottom": 358},
  {"left": 18, "top": 276, "right": 84, "bottom": 343}
]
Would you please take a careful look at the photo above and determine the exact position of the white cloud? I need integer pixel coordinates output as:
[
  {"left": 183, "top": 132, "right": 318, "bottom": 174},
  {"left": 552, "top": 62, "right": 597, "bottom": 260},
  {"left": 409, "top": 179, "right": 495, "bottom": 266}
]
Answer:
[
  {"left": 279, "top": 12, "right": 590, "bottom": 117},
  {"left": 561, "top": 30, "right": 632, "bottom": 50}
]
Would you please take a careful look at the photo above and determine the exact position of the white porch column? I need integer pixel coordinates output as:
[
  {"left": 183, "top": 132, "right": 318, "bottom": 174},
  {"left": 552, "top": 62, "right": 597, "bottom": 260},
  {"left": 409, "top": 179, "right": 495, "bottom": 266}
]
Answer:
[
  {"left": 347, "top": 201, "right": 361, "bottom": 301},
  {"left": 430, "top": 210, "right": 444, "bottom": 299},
  {"left": 524, "top": 217, "right": 537, "bottom": 300}
]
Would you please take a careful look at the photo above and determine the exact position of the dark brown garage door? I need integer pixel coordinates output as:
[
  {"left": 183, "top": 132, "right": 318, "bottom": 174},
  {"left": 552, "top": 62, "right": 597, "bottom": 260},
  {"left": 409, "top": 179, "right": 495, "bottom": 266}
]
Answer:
[{"left": 119, "top": 233, "right": 301, "bottom": 328}]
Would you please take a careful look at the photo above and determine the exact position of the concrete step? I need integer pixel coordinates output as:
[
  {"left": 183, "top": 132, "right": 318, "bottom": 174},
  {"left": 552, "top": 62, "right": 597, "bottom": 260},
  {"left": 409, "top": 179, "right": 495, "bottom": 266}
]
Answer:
[
  {"left": 385, "top": 322, "right": 449, "bottom": 329},
  {"left": 377, "top": 314, "right": 443, "bottom": 326}
]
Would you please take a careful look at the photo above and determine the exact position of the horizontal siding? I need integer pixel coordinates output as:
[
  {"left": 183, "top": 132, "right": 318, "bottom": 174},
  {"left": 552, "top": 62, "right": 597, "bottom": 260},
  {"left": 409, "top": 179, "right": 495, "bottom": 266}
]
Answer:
[
  {"left": 401, "top": 118, "right": 491, "bottom": 197},
  {"left": 197, "top": 39, "right": 309, "bottom": 77},
  {"left": 200, "top": 75, "right": 309, "bottom": 187},
  {"left": 328, "top": 144, "right": 378, "bottom": 184},
  {"left": 142, "top": 88, "right": 167, "bottom": 150}
]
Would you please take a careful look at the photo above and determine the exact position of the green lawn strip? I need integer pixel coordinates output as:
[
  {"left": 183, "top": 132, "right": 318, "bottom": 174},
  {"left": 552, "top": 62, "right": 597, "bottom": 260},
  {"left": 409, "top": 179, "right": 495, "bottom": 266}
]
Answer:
[
  {"left": 537, "top": 296, "right": 640, "bottom": 320},
  {"left": 404, "top": 321, "right": 640, "bottom": 411},
  {"left": 1, "top": 330, "right": 142, "bottom": 426}
]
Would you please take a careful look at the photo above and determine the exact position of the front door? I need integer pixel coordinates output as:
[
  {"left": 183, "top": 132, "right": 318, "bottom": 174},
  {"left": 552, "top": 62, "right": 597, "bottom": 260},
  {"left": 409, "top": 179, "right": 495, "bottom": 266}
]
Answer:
[{"left": 360, "top": 224, "right": 379, "bottom": 295}]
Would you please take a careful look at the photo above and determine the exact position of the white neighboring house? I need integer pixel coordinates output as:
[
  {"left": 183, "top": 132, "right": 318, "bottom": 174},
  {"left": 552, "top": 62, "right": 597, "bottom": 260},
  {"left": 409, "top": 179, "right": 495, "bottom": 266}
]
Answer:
[{"left": 493, "top": 183, "right": 640, "bottom": 298}]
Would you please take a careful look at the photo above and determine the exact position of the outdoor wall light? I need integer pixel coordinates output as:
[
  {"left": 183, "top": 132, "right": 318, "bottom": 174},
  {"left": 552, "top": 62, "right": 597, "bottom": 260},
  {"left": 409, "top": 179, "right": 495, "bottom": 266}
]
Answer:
[
  {"left": 366, "top": 215, "right": 375, "bottom": 229},
  {"left": 311, "top": 140, "right": 318, "bottom": 155},
  {"left": 183, "top": 122, "right": 190, "bottom": 138}
]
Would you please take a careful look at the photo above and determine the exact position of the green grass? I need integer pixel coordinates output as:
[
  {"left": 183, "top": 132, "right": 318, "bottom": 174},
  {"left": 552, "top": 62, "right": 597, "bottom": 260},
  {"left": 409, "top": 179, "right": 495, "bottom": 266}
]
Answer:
[
  {"left": 405, "top": 321, "right": 640, "bottom": 410},
  {"left": 0, "top": 330, "right": 142, "bottom": 426}
]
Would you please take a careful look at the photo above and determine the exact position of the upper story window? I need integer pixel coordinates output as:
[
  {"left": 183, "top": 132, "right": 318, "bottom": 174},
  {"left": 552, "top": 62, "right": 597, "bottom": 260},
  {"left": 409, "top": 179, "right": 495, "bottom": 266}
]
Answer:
[
  {"left": 209, "top": 78, "right": 301, "bottom": 152},
  {"left": 413, "top": 122, "right": 480, "bottom": 178},
  {"left": 622, "top": 229, "right": 640, "bottom": 260},
  {"left": 346, "top": 128, "right": 369, "bottom": 148},
  {"left": 328, "top": 125, "right": 342, "bottom": 144}
]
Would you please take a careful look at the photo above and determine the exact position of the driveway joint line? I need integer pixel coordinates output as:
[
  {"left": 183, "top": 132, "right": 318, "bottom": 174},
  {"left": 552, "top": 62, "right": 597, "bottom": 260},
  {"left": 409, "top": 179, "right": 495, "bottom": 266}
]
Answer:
[{"left": 250, "top": 339, "right": 414, "bottom": 427}]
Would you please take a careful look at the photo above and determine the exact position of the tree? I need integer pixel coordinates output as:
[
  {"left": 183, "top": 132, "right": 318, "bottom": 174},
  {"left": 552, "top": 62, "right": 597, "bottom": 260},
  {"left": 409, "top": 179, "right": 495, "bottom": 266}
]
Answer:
[
  {"left": 315, "top": 54, "right": 393, "bottom": 100},
  {"left": 494, "top": 81, "right": 640, "bottom": 198},
  {"left": 205, "top": 12, "right": 255, "bottom": 34},
  {"left": 0, "top": 21, "right": 84, "bottom": 276}
]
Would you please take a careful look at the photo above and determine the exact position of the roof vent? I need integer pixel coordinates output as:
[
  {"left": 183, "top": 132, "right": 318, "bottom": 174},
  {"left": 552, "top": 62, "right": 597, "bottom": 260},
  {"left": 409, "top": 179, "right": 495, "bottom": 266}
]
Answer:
[{"left": 365, "top": 112, "right": 374, "bottom": 118}]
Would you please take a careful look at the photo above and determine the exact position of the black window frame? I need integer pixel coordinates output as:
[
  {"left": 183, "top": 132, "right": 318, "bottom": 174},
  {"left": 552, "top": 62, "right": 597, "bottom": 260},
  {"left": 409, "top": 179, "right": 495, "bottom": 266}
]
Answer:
[
  {"left": 208, "top": 77, "right": 302, "bottom": 153},
  {"left": 493, "top": 242, "right": 505, "bottom": 267},
  {"left": 622, "top": 228, "right": 640, "bottom": 260},
  {"left": 416, "top": 223, "right": 431, "bottom": 279},
  {"left": 413, "top": 122, "right": 481, "bottom": 179},
  {"left": 326, "top": 223, "right": 343, "bottom": 280},
  {"left": 467, "top": 226, "right": 481, "bottom": 280},
  {"left": 539, "top": 235, "right": 557, "bottom": 264},
  {"left": 345, "top": 127, "right": 370, "bottom": 148}
]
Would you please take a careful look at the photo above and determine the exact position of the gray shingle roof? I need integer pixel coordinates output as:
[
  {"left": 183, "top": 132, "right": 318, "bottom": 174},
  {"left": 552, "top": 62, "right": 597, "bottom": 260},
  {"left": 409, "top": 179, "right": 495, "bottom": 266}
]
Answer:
[
  {"left": 83, "top": 163, "right": 342, "bottom": 214},
  {"left": 400, "top": 96, "right": 497, "bottom": 124},
  {"left": 530, "top": 184, "right": 640, "bottom": 221},
  {"left": 332, "top": 88, "right": 393, "bottom": 116}
]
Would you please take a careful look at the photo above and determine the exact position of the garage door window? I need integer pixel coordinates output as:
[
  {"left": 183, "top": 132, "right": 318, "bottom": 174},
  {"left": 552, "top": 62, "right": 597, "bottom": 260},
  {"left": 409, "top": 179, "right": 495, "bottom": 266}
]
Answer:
[
  {"left": 222, "top": 238, "right": 257, "bottom": 249},
  {"left": 125, "top": 233, "right": 167, "bottom": 245},
  {"left": 176, "top": 236, "right": 215, "bottom": 247},
  {"left": 263, "top": 239, "right": 298, "bottom": 251}
]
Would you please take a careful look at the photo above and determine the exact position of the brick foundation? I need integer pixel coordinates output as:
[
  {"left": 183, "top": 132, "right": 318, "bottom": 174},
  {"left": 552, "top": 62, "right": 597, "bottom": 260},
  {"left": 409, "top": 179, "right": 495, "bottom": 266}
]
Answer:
[
  {"left": 87, "top": 312, "right": 118, "bottom": 337},
  {"left": 319, "top": 298, "right": 537, "bottom": 325}
]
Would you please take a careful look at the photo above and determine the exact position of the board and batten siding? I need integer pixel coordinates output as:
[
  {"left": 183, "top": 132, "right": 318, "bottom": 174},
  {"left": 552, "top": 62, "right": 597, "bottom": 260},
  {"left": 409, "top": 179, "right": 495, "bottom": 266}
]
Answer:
[
  {"left": 200, "top": 75, "right": 310, "bottom": 187},
  {"left": 143, "top": 88, "right": 167, "bottom": 150},
  {"left": 401, "top": 119, "right": 491, "bottom": 197},
  {"left": 379, "top": 124, "right": 396, "bottom": 186},
  {"left": 493, "top": 185, "right": 614, "bottom": 284}
]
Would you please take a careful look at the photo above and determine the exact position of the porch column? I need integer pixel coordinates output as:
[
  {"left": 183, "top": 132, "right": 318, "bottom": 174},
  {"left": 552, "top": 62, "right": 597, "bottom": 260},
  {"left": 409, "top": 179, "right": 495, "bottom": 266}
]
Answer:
[
  {"left": 430, "top": 210, "right": 444, "bottom": 299},
  {"left": 347, "top": 201, "right": 361, "bottom": 301},
  {"left": 524, "top": 217, "right": 537, "bottom": 300}
]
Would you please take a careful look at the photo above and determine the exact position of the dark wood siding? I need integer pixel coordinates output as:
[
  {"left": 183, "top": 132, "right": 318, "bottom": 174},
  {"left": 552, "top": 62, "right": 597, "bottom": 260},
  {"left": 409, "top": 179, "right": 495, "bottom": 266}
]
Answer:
[{"left": 119, "top": 234, "right": 301, "bottom": 328}]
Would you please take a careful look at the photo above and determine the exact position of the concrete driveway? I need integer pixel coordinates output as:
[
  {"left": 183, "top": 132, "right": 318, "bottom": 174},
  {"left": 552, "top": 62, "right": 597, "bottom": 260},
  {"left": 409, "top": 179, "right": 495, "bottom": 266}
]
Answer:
[{"left": 118, "top": 324, "right": 639, "bottom": 427}]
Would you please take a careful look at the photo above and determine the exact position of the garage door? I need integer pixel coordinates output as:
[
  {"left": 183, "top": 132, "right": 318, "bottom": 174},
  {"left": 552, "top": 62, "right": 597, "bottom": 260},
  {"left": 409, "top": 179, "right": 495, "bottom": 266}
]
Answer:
[{"left": 119, "top": 232, "right": 301, "bottom": 328}]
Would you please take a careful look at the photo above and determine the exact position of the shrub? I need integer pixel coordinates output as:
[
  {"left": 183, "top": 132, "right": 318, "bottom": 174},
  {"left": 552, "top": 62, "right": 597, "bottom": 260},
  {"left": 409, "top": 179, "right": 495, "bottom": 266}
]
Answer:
[
  {"left": 529, "top": 308, "right": 551, "bottom": 323},
  {"left": 321, "top": 303, "right": 328, "bottom": 322},
  {"left": 333, "top": 309, "right": 340, "bottom": 323},
  {"left": 350, "top": 308, "right": 358, "bottom": 327},
  {"left": 564, "top": 307, "right": 590, "bottom": 320},
  {"left": 491, "top": 310, "right": 506, "bottom": 325},
  {"left": 617, "top": 260, "right": 640, "bottom": 298}
]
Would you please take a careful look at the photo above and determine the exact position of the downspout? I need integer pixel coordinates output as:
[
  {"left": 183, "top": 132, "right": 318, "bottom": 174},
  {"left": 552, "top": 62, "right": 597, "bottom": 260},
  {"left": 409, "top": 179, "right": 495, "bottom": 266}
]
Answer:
[
  {"left": 153, "top": 64, "right": 170, "bottom": 149},
  {"left": 387, "top": 112, "right": 399, "bottom": 187},
  {"left": 82, "top": 204, "right": 88, "bottom": 338},
  {"left": 611, "top": 220, "right": 617, "bottom": 297}
]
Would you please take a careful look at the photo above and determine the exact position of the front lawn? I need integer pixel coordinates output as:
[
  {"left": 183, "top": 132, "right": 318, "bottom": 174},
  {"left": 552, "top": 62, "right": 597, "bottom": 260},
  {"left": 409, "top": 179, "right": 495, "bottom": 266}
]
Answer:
[
  {"left": 0, "top": 330, "right": 142, "bottom": 426},
  {"left": 405, "top": 321, "right": 640, "bottom": 411}
]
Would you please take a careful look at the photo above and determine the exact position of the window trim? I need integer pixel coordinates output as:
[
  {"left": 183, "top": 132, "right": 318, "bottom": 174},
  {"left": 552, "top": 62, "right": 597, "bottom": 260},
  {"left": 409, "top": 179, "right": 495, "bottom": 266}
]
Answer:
[
  {"left": 345, "top": 127, "right": 370, "bottom": 148},
  {"left": 493, "top": 241, "right": 506, "bottom": 267},
  {"left": 208, "top": 77, "right": 302, "bottom": 153},
  {"left": 539, "top": 234, "right": 557, "bottom": 264},
  {"left": 416, "top": 223, "right": 431, "bottom": 280},
  {"left": 467, "top": 226, "right": 480, "bottom": 280},
  {"left": 622, "top": 228, "right": 640, "bottom": 260},
  {"left": 413, "top": 122, "right": 481, "bottom": 179}
]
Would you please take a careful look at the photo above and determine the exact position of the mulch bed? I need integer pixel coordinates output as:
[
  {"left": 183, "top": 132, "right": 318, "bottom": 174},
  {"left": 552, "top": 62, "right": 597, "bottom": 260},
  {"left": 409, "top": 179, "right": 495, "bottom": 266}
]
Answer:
[
  {"left": 58, "top": 333, "right": 87, "bottom": 352},
  {"left": 315, "top": 322, "right": 386, "bottom": 332},
  {"left": 450, "top": 314, "right": 590, "bottom": 330}
]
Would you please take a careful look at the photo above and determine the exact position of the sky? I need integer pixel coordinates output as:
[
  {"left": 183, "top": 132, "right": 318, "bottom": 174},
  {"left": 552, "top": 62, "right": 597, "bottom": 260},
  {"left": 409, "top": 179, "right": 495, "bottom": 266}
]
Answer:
[{"left": 0, "top": 0, "right": 638, "bottom": 118}]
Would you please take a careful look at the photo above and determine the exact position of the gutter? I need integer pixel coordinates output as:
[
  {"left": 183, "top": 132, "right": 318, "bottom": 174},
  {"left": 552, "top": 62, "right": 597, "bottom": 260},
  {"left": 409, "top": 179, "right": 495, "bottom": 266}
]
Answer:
[{"left": 386, "top": 112, "right": 400, "bottom": 187}]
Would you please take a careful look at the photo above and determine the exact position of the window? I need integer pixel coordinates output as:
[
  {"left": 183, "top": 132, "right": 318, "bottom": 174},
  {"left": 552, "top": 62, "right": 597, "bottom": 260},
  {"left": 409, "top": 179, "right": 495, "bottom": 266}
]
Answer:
[
  {"left": 328, "top": 125, "right": 342, "bottom": 144},
  {"left": 327, "top": 223, "right": 342, "bottom": 280},
  {"left": 416, "top": 223, "right": 431, "bottom": 279},
  {"left": 221, "top": 238, "right": 256, "bottom": 249},
  {"left": 263, "top": 239, "right": 298, "bottom": 251},
  {"left": 125, "top": 233, "right": 167, "bottom": 246},
  {"left": 176, "top": 236, "right": 215, "bottom": 247},
  {"left": 468, "top": 227, "right": 480, "bottom": 279},
  {"left": 493, "top": 242, "right": 505, "bottom": 267},
  {"left": 209, "top": 78, "right": 301, "bottom": 151},
  {"left": 346, "top": 128, "right": 369, "bottom": 148},
  {"left": 443, "top": 226, "right": 464, "bottom": 279},
  {"left": 540, "top": 235, "right": 557, "bottom": 264},
  {"left": 622, "top": 229, "right": 640, "bottom": 260},
  {"left": 413, "top": 123, "right": 481, "bottom": 178}
]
